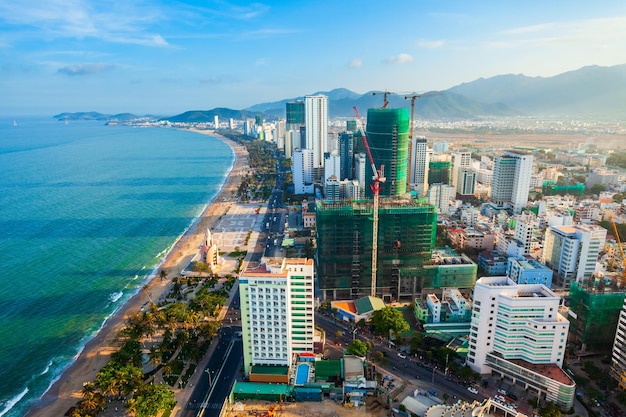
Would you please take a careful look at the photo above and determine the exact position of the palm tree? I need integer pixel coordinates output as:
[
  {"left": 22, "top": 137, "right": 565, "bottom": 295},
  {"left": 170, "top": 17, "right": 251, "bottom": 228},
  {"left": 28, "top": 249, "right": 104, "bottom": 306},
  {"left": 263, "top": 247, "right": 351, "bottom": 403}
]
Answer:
[{"left": 159, "top": 269, "right": 167, "bottom": 281}]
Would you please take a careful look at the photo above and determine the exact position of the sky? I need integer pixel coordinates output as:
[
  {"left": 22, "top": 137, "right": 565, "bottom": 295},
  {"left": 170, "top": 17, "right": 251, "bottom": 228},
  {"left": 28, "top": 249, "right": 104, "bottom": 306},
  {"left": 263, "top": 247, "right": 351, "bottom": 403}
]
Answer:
[{"left": 2, "top": 0, "right": 626, "bottom": 116}]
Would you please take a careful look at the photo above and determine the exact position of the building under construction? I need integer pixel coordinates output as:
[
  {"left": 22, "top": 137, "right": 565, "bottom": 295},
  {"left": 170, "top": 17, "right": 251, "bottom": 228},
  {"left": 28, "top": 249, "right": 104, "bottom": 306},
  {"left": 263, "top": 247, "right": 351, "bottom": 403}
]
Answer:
[
  {"left": 568, "top": 281, "right": 626, "bottom": 353},
  {"left": 364, "top": 108, "right": 410, "bottom": 197},
  {"left": 316, "top": 196, "right": 440, "bottom": 301}
]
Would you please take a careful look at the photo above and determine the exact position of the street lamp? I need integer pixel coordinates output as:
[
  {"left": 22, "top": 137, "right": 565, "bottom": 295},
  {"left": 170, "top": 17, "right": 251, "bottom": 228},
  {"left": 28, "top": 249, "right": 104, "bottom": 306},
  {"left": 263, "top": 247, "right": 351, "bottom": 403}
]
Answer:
[
  {"left": 431, "top": 366, "right": 437, "bottom": 384},
  {"left": 352, "top": 327, "right": 358, "bottom": 341},
  {"left": 205, "top": 369, "right": 214, "bottom": 386}
]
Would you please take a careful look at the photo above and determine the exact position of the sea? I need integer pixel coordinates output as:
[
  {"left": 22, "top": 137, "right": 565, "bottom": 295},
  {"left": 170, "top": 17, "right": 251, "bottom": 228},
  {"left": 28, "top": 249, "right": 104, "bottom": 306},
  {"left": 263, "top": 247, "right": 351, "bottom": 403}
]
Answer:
[{"left": 0, "top": 117, "right": 234, "bottom": 417}]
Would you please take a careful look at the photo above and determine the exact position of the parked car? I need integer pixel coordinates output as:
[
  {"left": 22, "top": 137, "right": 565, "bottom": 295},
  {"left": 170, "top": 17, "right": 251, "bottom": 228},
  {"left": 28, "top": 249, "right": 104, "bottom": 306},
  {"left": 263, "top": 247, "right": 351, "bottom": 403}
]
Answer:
[
  {"left": 498, "top": 388, "right": 507, "bottom": 395},
  {"left": 397, "top": 352, "right": 407, "bottom": 359},
  {"left": 467, "top": 387, "right": 479, "bottom": 394}
]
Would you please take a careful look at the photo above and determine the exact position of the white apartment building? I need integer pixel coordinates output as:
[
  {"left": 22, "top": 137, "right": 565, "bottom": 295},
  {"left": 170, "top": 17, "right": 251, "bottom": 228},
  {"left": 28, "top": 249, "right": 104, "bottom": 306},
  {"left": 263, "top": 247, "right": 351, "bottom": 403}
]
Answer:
[
  {"left": 323, "top": 151, "right": 341, "bottom": 184},
  {"left": 410, "top": 136, "right": 429, "bottom": 196},
  {"left": 292, "top": 149, "right": 314, "bottom": 195},
  {"left": 451, "top": 151, "right": 472, "bottom": 190},
  {"left": 542, "top": 224, "right": 607, "bottom": 288},
  {"left": 305, "top": 95, "right": 328, "bottom": 175},
  {"left": 457, "top": 169, "right": 476, "bottom": 198},
  {"left": 467, "top": 276, "right": 574, "bottom": 408},
  {"left": 239, "top": 257, "right": 315, "bottom": 375},
  {"left": 491, "top": 151, "right": 533, "bottom": 214},
  {"left": 427, "top": 183, "right": 454, "bottom": 214},
  {"left": 354, "top": 153, "right": 367, "bottom": 198}
]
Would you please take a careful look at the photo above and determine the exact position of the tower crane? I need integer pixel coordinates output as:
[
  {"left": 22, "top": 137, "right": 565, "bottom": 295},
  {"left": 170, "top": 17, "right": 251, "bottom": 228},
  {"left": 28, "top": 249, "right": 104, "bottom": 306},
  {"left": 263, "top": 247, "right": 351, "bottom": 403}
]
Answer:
[
  {"left": 404, "top": 92, "right": 441, "bottom": 192},
  {"left": 372, "top": 91, "right": 392, "bottom": 108},
  {"left": 353, "top": 106, "right": 386, "bottom": 297},
  {"left": 609, "top": 215, "right": 626, "bottom": 286}
]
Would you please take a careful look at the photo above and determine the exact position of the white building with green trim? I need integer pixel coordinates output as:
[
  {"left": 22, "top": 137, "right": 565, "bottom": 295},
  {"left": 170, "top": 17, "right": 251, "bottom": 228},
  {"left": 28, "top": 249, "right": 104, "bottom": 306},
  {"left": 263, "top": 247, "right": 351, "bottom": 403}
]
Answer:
[{"left": 239, "top": 257, "right": 315, "bottom": 375}]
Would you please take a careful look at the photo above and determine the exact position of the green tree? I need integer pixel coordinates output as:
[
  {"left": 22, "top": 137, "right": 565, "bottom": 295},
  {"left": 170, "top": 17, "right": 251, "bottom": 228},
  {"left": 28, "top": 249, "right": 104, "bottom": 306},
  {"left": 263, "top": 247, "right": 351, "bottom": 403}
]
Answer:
[
  {"left": 370, "top": 307, "right": 410, "bottom": 338},
  {"left": 346, "top": 340, "right": 369, "bottom": 357},
  {"left": 539, "top": 402, "right": 562, "bottom": 417},
  {"left": 126, "top": 384, "right": 175, "bottom": 417},
  {"left": 590, "top": 183, "right": 606, "bottom": 195}
]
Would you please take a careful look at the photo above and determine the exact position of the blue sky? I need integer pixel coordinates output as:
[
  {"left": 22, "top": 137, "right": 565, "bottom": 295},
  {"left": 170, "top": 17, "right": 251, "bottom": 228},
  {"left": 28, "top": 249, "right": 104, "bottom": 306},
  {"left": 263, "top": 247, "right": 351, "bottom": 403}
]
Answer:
[{"left": 2, "top": 0, "right": 626, "bottom": 116}]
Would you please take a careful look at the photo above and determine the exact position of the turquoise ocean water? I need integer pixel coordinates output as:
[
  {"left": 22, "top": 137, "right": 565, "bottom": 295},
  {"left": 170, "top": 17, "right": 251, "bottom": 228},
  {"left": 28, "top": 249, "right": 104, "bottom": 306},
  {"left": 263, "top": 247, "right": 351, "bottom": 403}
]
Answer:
[{"left": 0, "top": 118, "right": 233, "bottom": 417}]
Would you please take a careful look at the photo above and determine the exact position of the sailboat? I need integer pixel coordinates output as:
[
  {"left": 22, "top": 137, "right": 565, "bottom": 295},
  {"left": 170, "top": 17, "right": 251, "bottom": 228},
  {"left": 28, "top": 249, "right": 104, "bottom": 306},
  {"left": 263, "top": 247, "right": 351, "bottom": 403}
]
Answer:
[{"left": 13, "top": 120, "right": 17, "bottom": 126}]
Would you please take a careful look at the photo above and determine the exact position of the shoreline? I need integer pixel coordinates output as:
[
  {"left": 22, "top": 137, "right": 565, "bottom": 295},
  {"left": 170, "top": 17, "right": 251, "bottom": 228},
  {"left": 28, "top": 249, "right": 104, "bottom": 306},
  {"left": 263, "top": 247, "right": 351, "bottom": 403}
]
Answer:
[{"left": 25, "top": 130, "right": 248, "bottom": 417}]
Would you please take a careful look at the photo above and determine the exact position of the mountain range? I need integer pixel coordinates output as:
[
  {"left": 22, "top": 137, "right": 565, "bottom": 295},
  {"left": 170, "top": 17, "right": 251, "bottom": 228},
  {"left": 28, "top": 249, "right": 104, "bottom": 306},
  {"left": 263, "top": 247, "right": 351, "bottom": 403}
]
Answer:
[{"left": 56, "top": 64, "right": 626, "bottom": 122}]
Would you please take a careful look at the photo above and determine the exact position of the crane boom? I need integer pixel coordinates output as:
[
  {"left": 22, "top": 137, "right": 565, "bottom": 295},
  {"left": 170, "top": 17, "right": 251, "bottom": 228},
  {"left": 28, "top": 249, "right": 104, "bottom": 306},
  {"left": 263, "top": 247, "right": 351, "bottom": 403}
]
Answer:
[
  {"left": 610, "top": 216, "right": 626, "bottom": 285},
  {"left": 405, "top": 93, "right": 442, "bottom": 192},
  {"left": 353, "top": 106, "right": 385, "bottom": 297}
]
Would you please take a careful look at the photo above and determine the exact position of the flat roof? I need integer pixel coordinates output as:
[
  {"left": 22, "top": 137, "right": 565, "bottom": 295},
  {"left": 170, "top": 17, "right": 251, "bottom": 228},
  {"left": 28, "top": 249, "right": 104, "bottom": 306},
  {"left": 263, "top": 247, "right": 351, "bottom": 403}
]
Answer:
[
  {"left": 250, "top": 365, "right": 289, "bottom": 375},
  {"left": 509, "top": 359, "right": 573, "bottom": 385}
]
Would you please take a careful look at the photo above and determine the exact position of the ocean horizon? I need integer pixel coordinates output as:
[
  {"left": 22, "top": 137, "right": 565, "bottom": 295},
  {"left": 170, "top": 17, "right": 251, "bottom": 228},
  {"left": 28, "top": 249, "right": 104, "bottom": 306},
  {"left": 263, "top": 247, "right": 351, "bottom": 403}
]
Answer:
[{"left": 0, "top": 117, "right": 233, "bottom": 417}]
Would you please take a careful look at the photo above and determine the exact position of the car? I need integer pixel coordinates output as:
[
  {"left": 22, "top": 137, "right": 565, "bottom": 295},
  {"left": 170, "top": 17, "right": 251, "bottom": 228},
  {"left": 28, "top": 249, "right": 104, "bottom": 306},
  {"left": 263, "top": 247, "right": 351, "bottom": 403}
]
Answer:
[
  {"left": 494, "top": 395, "right": 505, "bottom": 402},
  {"left": 498, "top": 388, "right": 507, "bottom": 395},
  {"left": 467, "top": 387, "right": 479, "bottom": 394},
  {"left": 397, "top": 353, "right": 407, "bottom": 359}
]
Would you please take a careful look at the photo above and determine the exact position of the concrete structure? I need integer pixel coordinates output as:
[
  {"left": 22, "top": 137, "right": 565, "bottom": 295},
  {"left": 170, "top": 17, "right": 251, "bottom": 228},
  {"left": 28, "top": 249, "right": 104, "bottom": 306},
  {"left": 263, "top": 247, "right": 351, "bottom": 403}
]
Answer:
[
  {"left": 304, "top": 95, "right": 328, "bottom": 176},
  {"left": 292, "top": 149, "right": 315, "bottom": 195},
  {"left": 201, "top": 228, "right": 221, "bottom": 271},
  {"left": 239, "top": 257, "right": 315, "bottom": 375},
  {"left": 542, "top": 224, "right": 607, "bottom": 288},
  {"left": 456, "top": 169, "right": 476, "bottom": 199},
  {"left": 491, "top": 151, "right": 534, "bottom": 214},
  {"left": 611, "top": 296, "right": 626, "bottom": 388},
  {"left": 451, "top": 151, "right": 472, "bottom": 190},
  {"left": 353, "top": 153, "right": 367, "bottom": 199},
  {"left": 477, "top": 251, "right": 508, "bottom": 276},
  {"left": 467, "top": 276, "right": 574, "bottom": 408}
]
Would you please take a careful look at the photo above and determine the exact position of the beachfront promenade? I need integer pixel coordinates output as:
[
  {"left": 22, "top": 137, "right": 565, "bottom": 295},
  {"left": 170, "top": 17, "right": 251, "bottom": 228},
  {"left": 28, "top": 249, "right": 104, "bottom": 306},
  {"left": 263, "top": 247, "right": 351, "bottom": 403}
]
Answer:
[{"left": 26, "top": 133, "right": 267, "bottom": 417}]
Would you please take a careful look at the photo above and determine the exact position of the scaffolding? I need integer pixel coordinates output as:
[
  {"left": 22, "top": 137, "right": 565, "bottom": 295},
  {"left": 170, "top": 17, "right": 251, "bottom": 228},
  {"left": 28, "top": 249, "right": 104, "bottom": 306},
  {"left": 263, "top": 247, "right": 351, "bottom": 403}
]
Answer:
[
  {"left": 569, "top": 281, "right": 626, "bottom": 352},
  {"left": 364, "top": 108, "right": 410, "bottom": 197},
  {"left": 316, "top": 197, "right": 437, "bottom": 301}
]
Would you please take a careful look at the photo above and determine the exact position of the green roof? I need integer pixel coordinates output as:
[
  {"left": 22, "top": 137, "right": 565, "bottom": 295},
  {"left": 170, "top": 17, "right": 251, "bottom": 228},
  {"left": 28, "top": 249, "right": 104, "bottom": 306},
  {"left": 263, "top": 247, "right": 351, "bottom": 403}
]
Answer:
[
  {"left": 250, "top": 365, "right": 289, "bottom": 375},
  {"left": 354, "top": 296, "right": 385, "bottom": 315},
  {"left": 232, "top": 381, "right": 291, "bottom": 395},
  {"left": 314, "top": 360, "right": 342, "bottom": 381}
]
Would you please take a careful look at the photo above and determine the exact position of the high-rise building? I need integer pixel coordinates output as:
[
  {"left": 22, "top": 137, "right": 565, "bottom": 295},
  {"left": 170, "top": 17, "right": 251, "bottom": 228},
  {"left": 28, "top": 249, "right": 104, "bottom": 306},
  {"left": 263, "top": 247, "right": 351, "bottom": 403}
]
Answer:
[
  {"left": 354, "top": 153, "right": 367, "bottom": 198},
  {"left": 513, "top": 212, "right": 536, "bottom": 256},
  {"left": 428, "top": 161, "right": 451, "bottom": 185},
  {"left": 323, "top": 152, "right": 341, "bottom": 184},
  {"left": 304, "top": 95, "right": 328, "bottom": 176},
  {"left": 286, "top": 100, "right": 305, "bottom": 131},
  {"left": 427, "top": 183, "right": 454, "bottom": 214},
  {"left": 456, "top": 169, "right": 476, "bottom": 199},
  {"left": 491, "top": 151, "right": 533, "bottom": 214},
  {"left": 338, "top": 132, "right": 354, "bottom": 181},
  {"left": 214, "top": 115, "right": 219, "bottom": 129},
  {"left": 409, "top": 136, "right": 428, "bottom": 196},
  {"left": 451, "top": 151, "right": 472, "bottom": 189},
  {"left": 541, "top": 224, "right": 607, "bottom": 288},
  {"left": 365, "top": 108, "right": 410, "bottom": 197},
  {"left": 316, "top": 197, "right": 437, "bottom": 300},
  {"left": 239, "top": 257, "right": 315, "bottom": 375},
  {"left": 433, "top": 141, "right": 448, "bottom": 153},
  {"left": 292, "top": 149, "right": 314, "bottom": 195},
  {"left": 467, "top": 276, "right": 574, "bottom": 408}
]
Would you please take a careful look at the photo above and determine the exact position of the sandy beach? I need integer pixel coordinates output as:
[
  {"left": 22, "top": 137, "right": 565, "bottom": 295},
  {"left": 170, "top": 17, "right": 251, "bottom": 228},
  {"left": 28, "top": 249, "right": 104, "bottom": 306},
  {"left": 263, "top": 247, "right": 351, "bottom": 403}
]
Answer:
[{"left": 26, "top": 130, "right": 250, "bottom": 417}]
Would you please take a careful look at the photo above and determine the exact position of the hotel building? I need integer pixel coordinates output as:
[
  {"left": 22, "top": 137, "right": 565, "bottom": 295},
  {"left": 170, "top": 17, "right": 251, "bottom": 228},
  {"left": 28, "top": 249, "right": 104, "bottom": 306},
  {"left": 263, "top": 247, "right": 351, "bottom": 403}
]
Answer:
[{"left": 239, "top": 258, "right": 315, "bottom": 375}]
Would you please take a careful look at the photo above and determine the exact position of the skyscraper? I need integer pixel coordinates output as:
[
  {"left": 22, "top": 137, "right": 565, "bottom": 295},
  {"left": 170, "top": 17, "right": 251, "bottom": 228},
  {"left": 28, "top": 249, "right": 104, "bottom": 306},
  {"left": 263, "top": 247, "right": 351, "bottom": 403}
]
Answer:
[
  {"left": 451, "top": 151, "right": 472, "bottom": 189},
  {"left": 286, "top": 100, "right": 305, "bottom": 131},
  {"left": 491, "top": 151, "right": 533, "bottom": 214},
  {"left": 292, "top": 149, "right": 314, "bottom": 195},
  {"left": 409, "top": 136, "right": 428, "bottom": 196},
  {"left": 304, "top": 95, "right": 328, "bottom": 177},
  {"left": 365, "top": 108, "right": 410, "bottom": 197},
  {"left": 338, "top": 132, "right": 354, "bottom": 181}
]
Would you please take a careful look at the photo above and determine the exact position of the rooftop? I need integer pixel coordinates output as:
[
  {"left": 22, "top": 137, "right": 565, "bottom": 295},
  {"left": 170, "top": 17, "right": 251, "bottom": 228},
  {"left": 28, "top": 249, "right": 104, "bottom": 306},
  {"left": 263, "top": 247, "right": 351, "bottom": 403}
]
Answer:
[{"left": 509, "top": 359, "right": 573, "bottom": 386}]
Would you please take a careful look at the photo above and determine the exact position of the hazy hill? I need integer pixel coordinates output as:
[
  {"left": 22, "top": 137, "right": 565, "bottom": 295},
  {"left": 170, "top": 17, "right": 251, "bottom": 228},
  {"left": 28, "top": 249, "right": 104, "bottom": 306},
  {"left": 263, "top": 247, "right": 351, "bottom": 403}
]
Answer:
[
  {"left": 447, "top": 64, "right": 626, "bottom": 118},
  {"left": 245, "top": 88, "right": 518, "bottom": 119},
  {"left": 162, "top": 108, "right": 262, "bottom": 123}
]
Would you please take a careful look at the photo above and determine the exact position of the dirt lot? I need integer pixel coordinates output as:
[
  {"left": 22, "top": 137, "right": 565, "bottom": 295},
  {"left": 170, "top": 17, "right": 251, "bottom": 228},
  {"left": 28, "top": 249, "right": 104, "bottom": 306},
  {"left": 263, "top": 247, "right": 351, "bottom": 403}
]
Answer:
[{"left": 224, "top": 398, "right": 391, "bottom": 417}]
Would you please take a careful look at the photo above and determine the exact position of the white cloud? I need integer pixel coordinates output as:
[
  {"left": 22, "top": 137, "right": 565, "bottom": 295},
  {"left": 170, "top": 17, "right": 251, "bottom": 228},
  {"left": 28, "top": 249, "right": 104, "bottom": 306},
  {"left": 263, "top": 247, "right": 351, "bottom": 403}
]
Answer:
[
  {"left": 386, "top": 53, "right": 413, "bottom": 65},
  {"left": 348, "top": 58, "right": 363, "bottom": 68}
]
